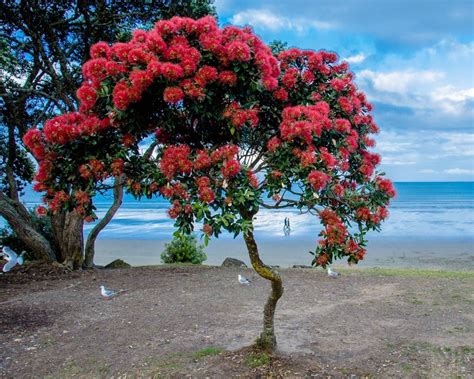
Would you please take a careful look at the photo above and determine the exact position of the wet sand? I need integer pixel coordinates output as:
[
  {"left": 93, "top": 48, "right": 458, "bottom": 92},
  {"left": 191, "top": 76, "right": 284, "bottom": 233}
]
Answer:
[{"left": 94, "top": 236, "right": 474, "bottom": 270}]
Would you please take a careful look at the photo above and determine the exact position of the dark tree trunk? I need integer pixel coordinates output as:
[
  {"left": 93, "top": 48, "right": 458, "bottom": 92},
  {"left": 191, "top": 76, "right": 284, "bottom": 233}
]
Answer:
[
  {"left": 241, "top": 209, "right": 284, "bottom": 351},
  {"left": 0, "top": 192, "right": 56, "bottom": 261},
  {"left": 84, "top": 176, "right": 124, "bottom": 268},
  {"left": 51, "top": 210, "right": 84, "bottom": 269}
]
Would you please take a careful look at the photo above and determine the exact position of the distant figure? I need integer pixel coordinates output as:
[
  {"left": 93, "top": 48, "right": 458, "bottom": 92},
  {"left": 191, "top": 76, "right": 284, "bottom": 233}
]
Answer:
[
  {"left": 238, "top": 274, "right": 251, "bottom": 285},
  {"left": 327, "top": 267, "right": 339, "bottom": 278},
  {"left": 1, "top": 246, "right": 25, "bottom": 273},
  {"left": 283, "top": 217, "right": 291, "bottom": 236}
]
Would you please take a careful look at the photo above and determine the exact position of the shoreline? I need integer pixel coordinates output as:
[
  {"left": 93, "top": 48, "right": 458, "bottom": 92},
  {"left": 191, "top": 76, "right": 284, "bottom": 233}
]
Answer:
[{"left": 94, "top": 236, "right": 474, "bottom": 271}]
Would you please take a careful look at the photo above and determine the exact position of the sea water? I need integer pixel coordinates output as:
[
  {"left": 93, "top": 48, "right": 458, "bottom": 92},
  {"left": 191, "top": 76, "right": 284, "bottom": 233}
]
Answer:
[{"left": 12, "top": 182, "right": 474, "bottom": 241}]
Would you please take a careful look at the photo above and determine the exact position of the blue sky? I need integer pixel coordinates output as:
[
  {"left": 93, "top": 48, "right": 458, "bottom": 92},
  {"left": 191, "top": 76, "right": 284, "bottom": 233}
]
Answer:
[{"left": 215, "top": 0, "right": 474, "bottom": 181}]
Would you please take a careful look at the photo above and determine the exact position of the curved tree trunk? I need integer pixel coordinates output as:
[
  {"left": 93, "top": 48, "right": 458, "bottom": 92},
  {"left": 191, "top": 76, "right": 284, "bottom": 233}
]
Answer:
[
  {"left": 51, "top": 210, "right": 84, "bottom": 270},
  {"left": 0, "top": 192, "right": 56, "bottom": 261},
  {"left": 84, "top": 176, "right": 124, "bottom": 268},
  {"left": 241, "top": 209, "right": 284, "bottom": 351}
]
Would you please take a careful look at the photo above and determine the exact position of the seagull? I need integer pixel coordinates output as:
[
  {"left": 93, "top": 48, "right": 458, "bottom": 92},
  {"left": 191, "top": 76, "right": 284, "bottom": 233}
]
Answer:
[
  {"left": 1, "top": 246, "right": 25, "bottom": 273},
  {"left": 327, "top": 267, "right": 339, "bottom": 278},
  {"left": 238, "top": 274, "right": 251, "bottom": 285},
  {"left": 100, "top": 285, "right": 127, "bottom": 299},
  {"left": 100, "top": 285, "right": 117, "bottom": 299}
]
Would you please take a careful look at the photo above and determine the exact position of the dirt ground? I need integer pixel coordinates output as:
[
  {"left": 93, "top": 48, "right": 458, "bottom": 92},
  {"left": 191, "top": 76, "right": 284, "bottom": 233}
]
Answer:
[{"left": 0, "top": 264, "right": 473, "bottom": 378}]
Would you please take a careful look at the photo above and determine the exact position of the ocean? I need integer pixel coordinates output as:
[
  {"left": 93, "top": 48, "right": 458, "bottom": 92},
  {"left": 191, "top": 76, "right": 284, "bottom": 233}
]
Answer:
[{"left": 11, "top": 182, "right": 474, "bottom": 241}]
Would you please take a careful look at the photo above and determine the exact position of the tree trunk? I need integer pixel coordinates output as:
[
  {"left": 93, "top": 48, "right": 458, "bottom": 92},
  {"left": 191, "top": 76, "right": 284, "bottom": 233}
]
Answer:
[
  {"left": 84, "top": 177, "right": 124, "bottom": 268},
  {"left": 51, "top": 210, "right": 84, "bottom": 270},
  {"left": 241, "top": 210, "right": 284, "bottom": 351},
  {"left": 0, "top": 192, "right": 56, "bottom": 261}
]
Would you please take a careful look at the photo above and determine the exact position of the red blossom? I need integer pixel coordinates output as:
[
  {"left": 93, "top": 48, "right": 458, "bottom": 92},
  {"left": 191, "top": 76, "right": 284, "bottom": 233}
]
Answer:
[
  {"left": 202, "top": 223, "right": 213, "bottom": 236},
  {"left": 307, "top": 170, "right": 330, "bottom": 191},
  {"left": 221, "top": 159, "right": 241, "bottom": 178},
  {"left": 163, "top": 87, "right": 184, "bottom": 104}
]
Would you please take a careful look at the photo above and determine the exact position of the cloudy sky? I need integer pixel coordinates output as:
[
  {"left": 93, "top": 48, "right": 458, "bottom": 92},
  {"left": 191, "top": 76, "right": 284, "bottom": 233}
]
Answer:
[{"left": 215, "top": 0, "right": 474, "bottom": 181}]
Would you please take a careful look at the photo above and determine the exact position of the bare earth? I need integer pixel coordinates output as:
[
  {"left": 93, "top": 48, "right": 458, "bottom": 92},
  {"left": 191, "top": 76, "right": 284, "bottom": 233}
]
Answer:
[{"left": 0, "top": 265, "right": 473, "bottom": 378}]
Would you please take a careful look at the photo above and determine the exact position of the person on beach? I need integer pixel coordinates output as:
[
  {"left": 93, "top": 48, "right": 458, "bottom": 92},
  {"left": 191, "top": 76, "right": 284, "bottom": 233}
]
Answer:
[{"left": 283, "top": 217, "right": 291, "bottom": 236}]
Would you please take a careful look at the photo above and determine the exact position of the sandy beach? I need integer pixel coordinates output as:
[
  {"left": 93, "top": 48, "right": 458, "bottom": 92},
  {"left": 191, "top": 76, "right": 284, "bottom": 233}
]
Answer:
[{"left": 94, "top": 236, "right": 474, "bottom": 270}]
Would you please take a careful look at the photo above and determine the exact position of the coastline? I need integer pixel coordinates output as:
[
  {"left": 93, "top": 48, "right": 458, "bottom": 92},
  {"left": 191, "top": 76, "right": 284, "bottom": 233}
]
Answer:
[{"left": 94, "top": 236, "right": 474, "bottom": 271}]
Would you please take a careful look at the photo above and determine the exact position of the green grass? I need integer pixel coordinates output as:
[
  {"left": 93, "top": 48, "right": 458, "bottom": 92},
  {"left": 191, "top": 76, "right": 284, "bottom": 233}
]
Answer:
[
  {"left": 401, "top": 363, "right": 413, "bottom": 373},
  {"left": 339, "top": 267, "right": 474, "bottom": 279},
  {"left": 244, "top": 352, "right": 270, "bottom": 368},
  {"left": 192, "top": 346, "right": 223, "bottom": 359}
]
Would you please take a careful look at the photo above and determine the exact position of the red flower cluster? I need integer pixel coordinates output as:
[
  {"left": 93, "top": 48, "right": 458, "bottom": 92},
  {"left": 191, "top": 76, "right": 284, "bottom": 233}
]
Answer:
[
  {"left": 279, "top": 102, "right": 330, "bottom": 144},
  {"left": 196, "top": 176, "right": 215, "bottom": 203},
  {"left": 40, "top": 113, "right": 110, "bottom": 145},
  {"left": 163, "top": 87, "right": 184, "bottom": 104},
  {"left": 307, "top": 170, "right": 330, "bottom": 191},
  {"left": 160, "top": 145, "right": 192, "bottom": 180},
  {"left": 223, "top": 102, "right": 259, "bottom": 128},
  {"left": 76, "top": 16, "right": 279, "bottom": 116},
  {"left": 221, "top": 159, "right": 241, "bottom": 178}
]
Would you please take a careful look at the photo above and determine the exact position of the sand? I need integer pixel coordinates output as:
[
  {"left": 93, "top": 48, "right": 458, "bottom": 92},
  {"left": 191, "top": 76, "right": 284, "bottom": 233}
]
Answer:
[{"left": 94, "top": 236, "right": 474, "bottom": 270}]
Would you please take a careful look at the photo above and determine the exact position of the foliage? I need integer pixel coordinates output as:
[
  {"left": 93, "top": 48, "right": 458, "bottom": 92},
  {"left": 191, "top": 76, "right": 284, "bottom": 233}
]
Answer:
[
  {"left": 0, "top": 1, "right": 216, "bottom": 263},
  {"left": 0, "top": 208, "right": 54, "bottom": 259},
  {"left": 0, "top": 135, "right": 34, "bottom": 195},
  {"left": 269, "top": 40, "right": 288, "bottom": 56},
  {"left": 244, "top": 352, "right": 270, "bottom": 368},
  {"left": 26, "top": 16, "right": 395, "bottom": 267},
  {"left": 161, "top": 234, "right": 207, "bottom": 264}
]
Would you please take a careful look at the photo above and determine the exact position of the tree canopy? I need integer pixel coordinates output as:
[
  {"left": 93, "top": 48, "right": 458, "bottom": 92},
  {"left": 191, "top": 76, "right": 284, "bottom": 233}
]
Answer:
[
  {"left": 0, "top": 0, "right": 216, "bottom": 266},
  {"left": 26, "top": 16, "right": 395, "bottom": 266},
  {"left": 23, "top": 15, "right": 395, "bottom": 348}
]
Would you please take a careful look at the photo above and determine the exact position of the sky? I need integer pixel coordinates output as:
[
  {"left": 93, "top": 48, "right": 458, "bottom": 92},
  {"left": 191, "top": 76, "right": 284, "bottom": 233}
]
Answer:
[{"left": 215, "top": 0, "right": 474, "bottom": 181}]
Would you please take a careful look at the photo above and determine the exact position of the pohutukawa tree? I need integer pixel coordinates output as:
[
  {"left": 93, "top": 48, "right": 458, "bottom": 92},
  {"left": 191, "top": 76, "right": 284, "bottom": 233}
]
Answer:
[{"left": 24, "top": 16, "right": 395, "bottom": 350}]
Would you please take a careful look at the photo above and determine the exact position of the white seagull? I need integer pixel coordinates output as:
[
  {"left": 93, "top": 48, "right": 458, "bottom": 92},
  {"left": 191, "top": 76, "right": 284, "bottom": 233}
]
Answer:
[
  {"left": 327, "top": 267, "right": 339, "bottom": 278},
  {"left": 100, "top": 285, "right": 117, "bottom": 299},
  {"left": 1, "top": 246, "right": 25, "bottom": 273},
  {"left": 238, "top": 274, "right": 251, "bottom": 285},
  {"left": 100, "top": 285, "right": 127, "bottom": 299}
]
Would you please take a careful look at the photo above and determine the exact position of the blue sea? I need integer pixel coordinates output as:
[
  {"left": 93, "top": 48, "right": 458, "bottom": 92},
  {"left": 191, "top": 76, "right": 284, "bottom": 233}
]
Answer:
[{"left": 10, "top": 182, "right": 474, "bottom": 242}]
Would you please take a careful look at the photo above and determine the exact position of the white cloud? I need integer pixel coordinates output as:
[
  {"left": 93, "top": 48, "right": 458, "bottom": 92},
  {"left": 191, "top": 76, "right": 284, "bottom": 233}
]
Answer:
[
  {"left": 230, "top": 9, "right": 336, "bottom": 33},
  {"left": 444, "top": 168, "right": 474, "bottom": 175},
  {"left": 358, "top": 69, "right": 444, "bottom": 94},
  {"left": 354, "top": 40, "right": 474, "bottom": 117},
  {"left": 344, "top": 53, "right": 366, "bottom": 64},
  {"left": 438, "top": 132, "right": 474, "bottom": 157}
]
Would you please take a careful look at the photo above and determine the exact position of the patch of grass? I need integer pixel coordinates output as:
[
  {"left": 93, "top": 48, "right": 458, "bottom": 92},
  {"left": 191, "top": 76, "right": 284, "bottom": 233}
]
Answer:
[
  {"left": 45, "top": 359, "right": 110, "bottom": 379},
  {"left": 192, "top": 346, "right": 223, "bottom": 359},
  {"left": 245, "top": 352, "right": 270, "bottom": 368},
  {"left": 340, "top": 267, "right": 474, "bottom": 279},
  {"left": 401, "top": 363, "right": 413, "bottom": 372}
]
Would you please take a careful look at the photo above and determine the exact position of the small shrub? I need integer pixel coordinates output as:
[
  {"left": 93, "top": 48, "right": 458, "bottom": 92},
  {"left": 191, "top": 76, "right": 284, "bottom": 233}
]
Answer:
[
  {"left": 161, "top": 234, "right": 207, "bottom": 264},
  {"left": 244, "top": 352, "right": 270, "bottom": 368}
]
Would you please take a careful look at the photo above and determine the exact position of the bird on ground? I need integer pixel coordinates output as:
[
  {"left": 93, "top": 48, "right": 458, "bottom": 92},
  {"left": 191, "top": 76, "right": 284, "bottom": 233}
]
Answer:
[
  {"left": 1, "top": 246, "right": 25, "bottom": 273},
  {"left": 100, "top": 285, "right": 128, "bottom": 299},
  {"left": 100, "top": 285, "right": 117, "bottom": 299},
  {"left": 327, "top": 267, "right": 339, "bottom": 278},
  {"left": 238, "top": 274, "right": 251, "bottom": 285}
]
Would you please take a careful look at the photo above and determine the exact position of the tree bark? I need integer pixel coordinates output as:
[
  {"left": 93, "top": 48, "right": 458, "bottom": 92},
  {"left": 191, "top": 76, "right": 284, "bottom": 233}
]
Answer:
[
  {"left": 51, "top": 210, "right": 84, "bottom": 269},
  {"left": 0, "top": 192, "right": 56, "bottom": 261},
  {"left": 84, "top": 176, "right": 124, "bottom": 268},
  {"left": 241, "top": 209, "right": 284, "bottom": 351}
]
